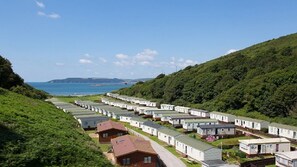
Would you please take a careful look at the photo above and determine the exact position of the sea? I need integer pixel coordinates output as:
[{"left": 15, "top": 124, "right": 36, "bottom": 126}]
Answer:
[{"left": 27, "top": 82, "right": 132, "bottom": 96}]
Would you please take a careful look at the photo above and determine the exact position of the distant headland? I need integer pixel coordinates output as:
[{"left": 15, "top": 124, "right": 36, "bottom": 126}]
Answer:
[{"left": 48, "top": 77, "right": 151, "bottom": 84}]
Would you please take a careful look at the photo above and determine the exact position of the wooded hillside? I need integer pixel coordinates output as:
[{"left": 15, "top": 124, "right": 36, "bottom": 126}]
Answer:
[{"left": 118, "top": 33, "right": 297, "bottom": 121}]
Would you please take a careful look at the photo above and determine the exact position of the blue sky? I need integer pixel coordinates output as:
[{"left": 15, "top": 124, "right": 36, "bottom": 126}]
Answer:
[{"left": 1, "top": 0, "right": 297, "bottom": 82}]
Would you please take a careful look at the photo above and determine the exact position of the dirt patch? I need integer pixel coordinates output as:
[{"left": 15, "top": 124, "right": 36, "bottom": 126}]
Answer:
[
  {"left": 89, "top": 133, "right": 98, "bottom": 138},
  {"left": 104, "top": 152, "right": 116, "bottom": 165}
]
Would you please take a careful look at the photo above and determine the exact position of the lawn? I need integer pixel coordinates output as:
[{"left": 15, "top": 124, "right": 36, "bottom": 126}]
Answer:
[{"left": 210, "top": 136, "right": 255, "bottom": 147}]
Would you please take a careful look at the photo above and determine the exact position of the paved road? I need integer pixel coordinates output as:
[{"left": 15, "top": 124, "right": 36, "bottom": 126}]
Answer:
[{"left": 128, "top": 129, "right": 186, "bottom": 167}]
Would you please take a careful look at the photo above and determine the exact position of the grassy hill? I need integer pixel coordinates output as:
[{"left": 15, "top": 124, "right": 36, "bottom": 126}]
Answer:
[
  {"left": 117, "top": 33, "right": 297, "bottom": 125},
  {"left": 0, "top": 88, "right": 112, "bottom": 167}
]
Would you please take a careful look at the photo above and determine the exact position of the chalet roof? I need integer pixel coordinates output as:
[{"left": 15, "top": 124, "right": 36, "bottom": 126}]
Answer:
[
  {"left": 175, "top": 135, "right": 215, "bottom": 151},
  {"left": 111, "top": 135, "right": 157, "bottom": 157},
  {"left": 198, "top": 124, "right": 236, "bottom": 129},
  {"left": 236, "top": 116, "right": 269, "bottom": 124},
  {"left": 275, "top": 151, "right": 297, "bottom": 160},
  {"left": 158, "top": 128, "right": 182, "bottom": 137},
  {"left": 239, "top": 138, "right": 290, "bottom": 145},
  {"left": 142, "top": 121, "right": 163, "bottom": 129},
  {"left": 97, "top": 120, "right": 127, "bottom": 132},
  {"left": 269, "top": 123, "right": 297, "bottom": 131}
]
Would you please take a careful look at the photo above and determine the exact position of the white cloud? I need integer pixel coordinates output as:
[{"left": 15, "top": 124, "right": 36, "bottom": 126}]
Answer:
[
  {"left": 225, "top": 49, "right": 237, "bottom": 55},
  {"left": 99, "top": 57, "right": 107, "bottom": 63},
  {"left": 113, "top": 60, "right": 133, "bottom": 66},
  {"left": 79, "top": 59, "right": 93, "bottom": 64},
  {"left": 55, "top": 62, "right": 64, "bottom": 66},
  {"left": 115, "top": 53, "right": 129, "bottom": 60},
  {"left": 135, "top": 49, "right": 158, "bottom": 61},
  {"left": 169, "top": 57, "right": 198, "bottom": 68},
  {"left": 35, "top": 1, "right": 45, "bottom": 8},
  {"left": 37, "top": 11, "right": 60, "bottom": 19}
]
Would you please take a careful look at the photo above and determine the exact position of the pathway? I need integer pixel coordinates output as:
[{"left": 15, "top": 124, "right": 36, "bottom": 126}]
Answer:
[{"left": 128, "top": 129, "right": 186, "bottom": 167}]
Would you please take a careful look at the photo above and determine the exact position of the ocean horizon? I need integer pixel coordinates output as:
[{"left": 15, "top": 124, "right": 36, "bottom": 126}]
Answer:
[{"left": 27, "top": 82, "right": 132, "bottom": 96}]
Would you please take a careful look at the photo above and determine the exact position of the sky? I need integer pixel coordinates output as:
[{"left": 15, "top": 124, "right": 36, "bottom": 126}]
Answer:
[{"left": 1, "top": 0, "right": 297, "bottom": 82}]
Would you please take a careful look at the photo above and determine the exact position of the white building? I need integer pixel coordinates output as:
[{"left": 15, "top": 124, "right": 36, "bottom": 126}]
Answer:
[
  {"left": 235, "top": 116, "right": 269, "bottom": 131},
  {"left": 269, "top": 123, "right": 297, "bottom": 140},
  {"left": 197, "top": 124, "right": 236, "bottom": 138},
  {"left": 190, "top": 109, "right": 210, "bottom": 118},
  {"left": 157, "top": 128, "right": 182, "bottom": 146},
  {"left": 275, "top": 151, "right": 297, "bottom": 167},
  {"left": 182, "top": 119, "right": 218, "bottom": 131},
  {"left": 175, "top": 106, "right": 191, "bottom": 114},
  {"left": 118, "top": 114, "right": 135, "bottom": 123},
  {"left": 209, "top": 111, "right": 236, "bottom": 123},
  {"left": 239, "top": 138, "right": 290, "bottom": 155},
  {"left": 142, "top": 121, "right": 163, "bottom": 136},
  {"left": 76, "top": 115, "right": 109, "bottom": 129},
  {"left": 130, "top": 117, "right": 147, "bottom": 128},
  {"left": 169, "top": 115, "right": 202, "bottom": 127},
  {"left": 160, "top": 104, "right": 175, "bottom": 110},
  {"left": 160, "top": 113, "right": 188, "bottom": 122},
  {"left": 175, "top": 135, "right": 222, "bottom": 162}
]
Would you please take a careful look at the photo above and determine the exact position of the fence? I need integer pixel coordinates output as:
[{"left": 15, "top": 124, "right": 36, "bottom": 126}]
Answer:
[{"left": 240, "top": 157, "right": 275, "bottom": 167}]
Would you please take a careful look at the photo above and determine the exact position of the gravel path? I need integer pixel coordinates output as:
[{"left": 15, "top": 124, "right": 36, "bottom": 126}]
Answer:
[{"left": 128, "top": 129, "right": 186, "bottom": 167}]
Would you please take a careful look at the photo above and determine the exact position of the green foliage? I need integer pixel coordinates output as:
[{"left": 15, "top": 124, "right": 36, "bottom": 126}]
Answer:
[
  {"left": 0, "top": 88, "right": 112, "bottom": 167},
  {"left": 0, "top": 55, "right": 48, "bottom": 100},
  {"left": 118, "top": 33, "right": 297, "bottom": 122}
]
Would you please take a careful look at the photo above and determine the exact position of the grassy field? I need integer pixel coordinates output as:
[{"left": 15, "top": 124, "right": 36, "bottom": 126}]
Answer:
[{"left": 56, "top": 94, "right": 103, "bottom": 103}]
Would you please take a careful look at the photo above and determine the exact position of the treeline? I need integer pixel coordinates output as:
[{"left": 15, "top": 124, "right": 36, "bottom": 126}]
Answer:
[
  {"left": 0, "top": 56, "right": 48, "bottom": 99},
  {"left": 118, "top": 33, "right": 297, "bottom": 119}
]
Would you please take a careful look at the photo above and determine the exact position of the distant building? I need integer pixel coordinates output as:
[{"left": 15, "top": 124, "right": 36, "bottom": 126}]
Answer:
[
  {"left": 111, "top": 135, "right": 158, "bottom": 167},
  {"left": 169, "top": 115, "right": 202, "bottom": 128},
  {"left": 175, "top": 135, "right": 222, "bottom": 162},
  {"left": 142, "top": 121, "right": 163, "bottom": 136},
  {"left": 235, "top": 116, "right": 269, "bottom": 131},
  {"left": 239, "top": 138, "right": 290, "bottom": 155},
  {"left": 76, "top": 115, "right": 109, "bottom": 129},
  {"left": 97, "top": 120, "right": 128, "bottom": 143},
  {"left": 130, "top": 117, "right": 147, "bottom": 129},
  {"left": 190, "top": 109, "right": 210, "bottom": 118},
  {"left": 209, "top": 111, "right": 236, "bottom": 123},
  {"left": 182, "top": 119, "right": 218, "bottom": 131},
  {"left": 160, "top": 104, "right": 175, "bottom": 110},
  {"left": 275, "top": 151, "right": 297, "bottom": 167},
  {"left": 197, "top": 124, "right": 236, "bottom": 138},
  {"left": 175, "top": 106, "right": 191, "bottom": 114},
  {"left": 269, "top": 123, "right": 297, "bottom": 140},
  {"left": 157, "top": 127, "right": 182, "bottom": 146}
]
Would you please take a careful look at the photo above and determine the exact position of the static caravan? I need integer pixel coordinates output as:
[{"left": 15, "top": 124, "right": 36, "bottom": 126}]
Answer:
[
  {"left": 182, "top": 119, "right": 218, "bottom": 131},
  {"left": 119, "top": 113, "right": 135, "bottom": 123},
  {"left": 175, "top": 135, "right": 222, "bottom": 162},
  {"left": 209, "top": 111, "right": 236, "bottom": 123},
  {"left": 235, "top": 116, "right": 269, "bottom": 131},
  {"left": 112, "top": 111, "right": 132, "bottom": 120},
  {"left": 269, "top": 123, "right": 297, "bottom": 140},
  {"left": 136, "top": 107, "right": 158, "bottom": 115},
  {"left": 160, "top": 113, "right": 188, "bottom": 122},
  {"left": 175, "top": 106, "right": 191, "bottom": 114},
  {"left": 190, "top": 109, "right": 210, "bottom": 118},
  {"left": 130, "top": 117, "right": 147, "bottom": 128},
  {"left": 197, "top": 124, "right": 236, "bottom": 138},
  {"left": 160, "top": 104, "right": 175, "bottom": 110},
  {"left": 169, "top": 115, "right": 202, "bottom": 127},
  {"left": 152, "top": 111, "right": 179, "bottom": 121},
  {"left": 126, "top": 104, "right": 138, "bottom": 111},
  {"left": 142, "top": 121, "right": 163, "bottom": 136},
  {"left": 76, "top": 115, "right": 109, "bottom": 129},
  {"left": 157, "top": 128, "right": 182, "bottom": 146},
  {"left": 143, "top": 109, "right": 170, "bottom": 117},
  {"left": 71, "top": 111, "right": 97, "bottom": 116},
  {"left": 239, "top": 138, "right": 290, "bottom": 155},
  {"left": 275, "top": 151, "right": 297, "bottom": 167}
]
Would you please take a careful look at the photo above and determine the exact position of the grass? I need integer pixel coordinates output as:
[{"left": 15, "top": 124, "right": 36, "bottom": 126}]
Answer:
[
  {"left": 56, "top": 94, "right": 103, "bottom": 103},
  {"left": 211, "top": 136, "right": 255, "bottom": 147},
  {"left": 0, "top": 88, "right": 112, "bottom": 167},
  {"left": 85, "top": 130, "right": 111, "bottom": 153}
]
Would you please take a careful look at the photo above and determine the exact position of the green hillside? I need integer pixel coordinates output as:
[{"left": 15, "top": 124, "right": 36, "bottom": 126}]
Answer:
[
  {"left": 0, "top": 88, "right": 112, "bottom": 167},
  {"left": 0, "top": 56, "right": 48, "bottom": 99},
  {"left": 118, "top": 33, "right": 297, "bottom": 123}
]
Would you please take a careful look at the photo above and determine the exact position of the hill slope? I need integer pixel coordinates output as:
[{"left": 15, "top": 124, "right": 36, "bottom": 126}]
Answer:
[
  {"left": 0, "top": 56, "right": 48, "bottom": 99},
  {"left": 0, "top": 88, "right": 112, "bottom": 167},
  {"left": 118, "top": 33, "right": 297, "bottom": 120}
]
